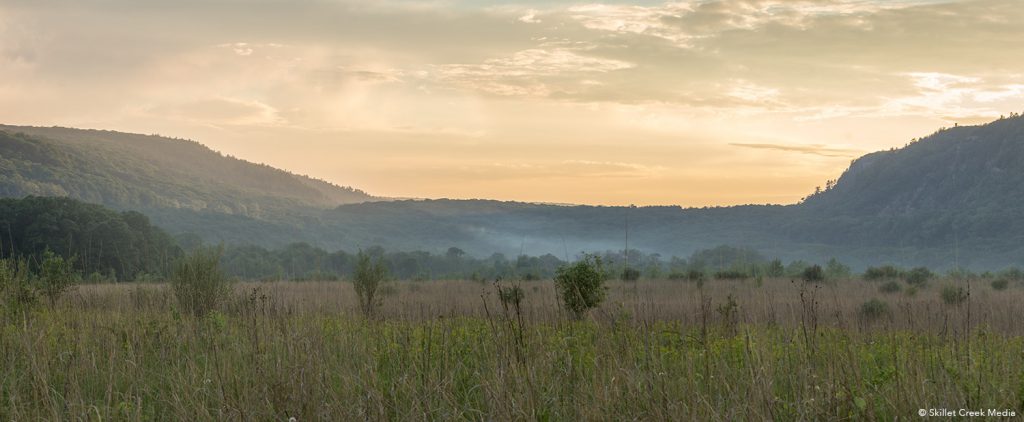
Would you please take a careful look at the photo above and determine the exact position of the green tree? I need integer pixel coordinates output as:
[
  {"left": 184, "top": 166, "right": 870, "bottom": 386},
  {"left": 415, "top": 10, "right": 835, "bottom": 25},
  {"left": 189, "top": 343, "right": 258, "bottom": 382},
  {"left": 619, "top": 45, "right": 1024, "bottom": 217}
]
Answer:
[
  {"left": 38, "top": 250, "right": 76, "bottom": 306},
  {"left": 824, "top": 258, "right": 851, "bottom": 279},
  {"left": 554, "top": 254, "right": 607, "bottom": 319},
  {"left": 765, "top": 259, "right": 785, "bottom": 278},
  {"left": 353, "top": 251, "right": 387, "bottom": 317}
]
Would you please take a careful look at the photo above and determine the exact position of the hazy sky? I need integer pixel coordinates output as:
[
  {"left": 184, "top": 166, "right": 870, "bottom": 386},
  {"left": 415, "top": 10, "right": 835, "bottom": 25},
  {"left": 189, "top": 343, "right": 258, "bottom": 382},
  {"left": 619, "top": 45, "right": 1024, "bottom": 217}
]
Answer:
[{"left": 2, "top": 0, "right": 1022, "bottom": 206}]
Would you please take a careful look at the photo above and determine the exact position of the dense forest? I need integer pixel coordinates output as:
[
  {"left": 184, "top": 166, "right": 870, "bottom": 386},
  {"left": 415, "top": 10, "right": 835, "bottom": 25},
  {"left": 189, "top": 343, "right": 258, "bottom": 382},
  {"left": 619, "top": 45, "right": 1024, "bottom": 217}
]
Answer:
[
  {"left": 4, "top": 115, "right": 1024, "bottom": 270},
  {"left": 0, "top": 196, "right": 180, "bottom": 280}
]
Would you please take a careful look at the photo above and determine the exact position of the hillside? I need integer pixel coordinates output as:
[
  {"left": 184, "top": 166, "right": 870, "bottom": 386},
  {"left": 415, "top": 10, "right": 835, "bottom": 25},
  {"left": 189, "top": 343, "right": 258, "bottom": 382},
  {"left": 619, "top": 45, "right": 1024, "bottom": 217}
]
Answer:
[
  {"left": 791, "top": 114, "right": 1024, "bottom": 267},
  {"left": 0, "top": 125, "right": 375, "bottom": 218},
  {"left": 3, "top": 116, "right": 1024, "bottom": 270}
]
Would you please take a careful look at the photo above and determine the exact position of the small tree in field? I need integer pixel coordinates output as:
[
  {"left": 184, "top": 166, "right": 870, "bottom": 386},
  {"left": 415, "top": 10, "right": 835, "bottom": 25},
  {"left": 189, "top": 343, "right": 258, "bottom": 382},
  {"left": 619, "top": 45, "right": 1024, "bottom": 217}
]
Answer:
[
  {"left": 171, "top": 247, "right": 231, "bottom": 317},
  {"left": 802, "top": 265, "right": 825, "bottom": 283},
  {"left": 554, "top": 254, "right": 607, "bottom": 319},
  {"left": 354, "top": 251, "right": 386, "bottom": 317},
  {"left": 39, "top": 250, "right": 76, "bottom": 306}
]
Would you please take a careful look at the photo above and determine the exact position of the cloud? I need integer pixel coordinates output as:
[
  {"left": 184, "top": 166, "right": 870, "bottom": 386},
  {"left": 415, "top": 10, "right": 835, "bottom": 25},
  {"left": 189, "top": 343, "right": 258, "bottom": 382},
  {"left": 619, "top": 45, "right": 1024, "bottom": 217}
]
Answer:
[
  {"left": 431, "top": 47, "right": 634, "bottom": 97},
  {"left": 147, "top": 97, "right": 283, "bottom": 127},
  {"left": 730, "top": 142, "right": 861, "bottom": 157}
]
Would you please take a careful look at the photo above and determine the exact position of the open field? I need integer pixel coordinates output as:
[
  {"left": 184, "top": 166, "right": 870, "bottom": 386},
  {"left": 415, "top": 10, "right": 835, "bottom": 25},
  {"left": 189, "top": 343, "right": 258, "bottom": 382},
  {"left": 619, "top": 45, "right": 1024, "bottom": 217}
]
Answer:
[{"left": 2, "top": 278, "right": 1023, "bottom": 420}]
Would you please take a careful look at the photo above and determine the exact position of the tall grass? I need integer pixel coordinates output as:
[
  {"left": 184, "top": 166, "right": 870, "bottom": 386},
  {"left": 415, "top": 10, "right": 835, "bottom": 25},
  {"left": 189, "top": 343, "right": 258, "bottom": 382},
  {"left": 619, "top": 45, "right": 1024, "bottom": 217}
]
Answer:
[{"left": 0, "top": 277, "right": 1022, "bottom": 420}]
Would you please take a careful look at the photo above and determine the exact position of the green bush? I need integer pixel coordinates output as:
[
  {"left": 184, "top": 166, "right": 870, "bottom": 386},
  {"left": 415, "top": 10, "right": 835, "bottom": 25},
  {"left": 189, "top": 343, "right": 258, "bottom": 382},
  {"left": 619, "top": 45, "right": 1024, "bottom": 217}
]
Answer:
[
  {"left": 554, "top": 254, "right": 607, "bottom": 319},
  {"left": 802, "top": 265, "right": 825, "bottom": 283},
  {"left": 171, "top": 247, "right": 231, "bottom": 317},
  {"left": 863, "top": 265, "right": 902, "bottom": 281},
  {"left": 38, "top": 250, "right": 77, "bottom": 306},
  {"left": 858, "top": 299, "right": 890, "bottom": 322},
  {"left": 903, "top": 267, "right": 933, "bottom": 286},
  {"left": 0, "top": 258, "right": 36, "bottom": 315},
  {"left": 991, "top": 278, "right": 1010, "bottom": 291},
  {"left": 879, "top": 281, "right": 902, "bottom": 294},
  {"left": 354, "top": 251, "right": 387, "bottom": 317},
  {"left": 940, "top": 285, "right": 967, "bottom": 306},
  {"left": 686, "top": 269, "right": 705, "bottom": 282},
  {"left": 765, "top": 259, "right": 785, "bottom": 278}
]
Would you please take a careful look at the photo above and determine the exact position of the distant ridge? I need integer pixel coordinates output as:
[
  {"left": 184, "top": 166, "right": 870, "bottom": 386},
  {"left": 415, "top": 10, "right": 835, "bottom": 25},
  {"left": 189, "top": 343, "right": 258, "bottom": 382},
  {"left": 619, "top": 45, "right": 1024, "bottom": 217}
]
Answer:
[{"left": 3, "top": 115, "right": 1024, "bottom": 270}]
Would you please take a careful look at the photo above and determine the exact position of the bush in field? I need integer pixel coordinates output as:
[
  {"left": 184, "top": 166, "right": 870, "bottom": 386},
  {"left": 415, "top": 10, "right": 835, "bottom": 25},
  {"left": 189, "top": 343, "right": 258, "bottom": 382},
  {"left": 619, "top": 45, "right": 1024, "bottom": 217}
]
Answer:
[
  {"left": 802, "top": 265, "right": 825, "bottom": 283},
  {"left": 824, "top": 258, "right": 851, "bottom": 279},
  {"left": 686, "top": 269, "right": 705, "bottom": 282},
  {"left": 354, "top": 251, "right": 387, "bottom": 317},
  {"left": 859, "top": 299, "right": 890, "bottom": 322},
  {"left": 171, "top": 247, "right": 231, "bottom": 317},
  {"left": 0, "top": 258, "right": 36, "bottom": 315},
  {"left": 940, "top": 285, "right": 967, "bottom": 306},
  {"left": 863, "top": 265, "right": 902, "bottom": 281},
  {"left": 1000, "top": 267, "right": 1024, "bottom": 281},
  {"left": 903, "top": 267, "right": 933, "bottom": 286},
  {"left": 991, "top": 278, "right": 1010, "bottom": 291},
  {"left": 620, "top": 267, "right": 640, "bottom": 282},
  {"left": 554, "top": 254, "right": 607, "bottom": 319},
  {"left": 38, "top": 250, "right": 77, "bottom": 306},
  {"left": 879, "top": 281, "right": 902, "bottom": 294}
]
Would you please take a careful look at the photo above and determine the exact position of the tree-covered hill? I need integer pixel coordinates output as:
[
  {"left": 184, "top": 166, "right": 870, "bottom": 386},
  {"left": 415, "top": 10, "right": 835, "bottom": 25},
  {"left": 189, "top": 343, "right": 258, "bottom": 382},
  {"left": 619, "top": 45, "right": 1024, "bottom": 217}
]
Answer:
[
  {"left": 792, "top": 114, "right": 1024, "bottom": 267},
  {"left": 4, "top": 115, "right": 1024, "bottom": 271},
  {"left": 0, "top": 125, "right": 375, "bottom": 218}
]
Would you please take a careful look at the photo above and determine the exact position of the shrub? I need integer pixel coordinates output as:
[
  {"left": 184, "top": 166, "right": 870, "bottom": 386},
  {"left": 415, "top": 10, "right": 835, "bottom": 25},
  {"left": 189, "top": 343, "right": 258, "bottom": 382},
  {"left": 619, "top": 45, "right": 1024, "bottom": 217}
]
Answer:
[
  {"left": 859, "top": 299, "right": 890, "bottom": 322},
  {"left": 863, "top": 265, "right": 901, "bottom": 281},
  {"left": 879, "top": 281, "right": 902, "bottom": 294},
  {"left": 940, "top": 285, "right": 967, "bottom": 306},
  {"left": 903, "top": 267, "right": 933, "bottom": 286},
  {"left": 1000, "top": 267, "right": 1024, "bottom": 281},
  {"left": 354, "top": 251, "right": 387, "bottom": 317},
  {"left": 38, "top": 250, "right": 77, "bottom": 306},
  {"left": 765, "top": 259, "right": 785, "bottom": 278},
  {"left": 620, "top": 267, "right": 640, "bottom": 282},
  {"left": 667, "top": 272, "right": 686, "bottom": 281},
  {"left": 554, "top": 254, "right": 607, "bottom": 319},
  {"left": 991, "top": 278, "right": 1010, "bottom": 291},
  {"left": 686, "top": 269, "right": 705, "bottom": 282},
  {"left": 0, "top": 258, "right": 36, "bottom": 315},
  {"left": 824, "top": 258, "right": 851, "bottom": 279},
  {"left": 171, "top": 247, "right": 231, "bottom": 317},
  {"left": 802, "top": 265, "right": 825, "bottom": 283}
]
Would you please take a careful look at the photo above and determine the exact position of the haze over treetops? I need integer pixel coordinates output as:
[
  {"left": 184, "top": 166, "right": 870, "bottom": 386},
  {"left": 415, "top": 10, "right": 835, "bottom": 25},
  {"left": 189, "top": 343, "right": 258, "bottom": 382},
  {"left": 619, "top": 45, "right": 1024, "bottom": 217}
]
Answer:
[{"left": 2, "top": 0, "right": 1023, "bottom": 205}]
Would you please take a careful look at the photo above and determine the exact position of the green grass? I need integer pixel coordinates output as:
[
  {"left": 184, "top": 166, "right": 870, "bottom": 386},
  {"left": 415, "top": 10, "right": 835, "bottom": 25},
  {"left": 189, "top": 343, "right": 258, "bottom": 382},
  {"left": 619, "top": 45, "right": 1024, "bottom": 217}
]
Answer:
[{"left": 1, "top": 280, "right": 1022, "bottom": 420}]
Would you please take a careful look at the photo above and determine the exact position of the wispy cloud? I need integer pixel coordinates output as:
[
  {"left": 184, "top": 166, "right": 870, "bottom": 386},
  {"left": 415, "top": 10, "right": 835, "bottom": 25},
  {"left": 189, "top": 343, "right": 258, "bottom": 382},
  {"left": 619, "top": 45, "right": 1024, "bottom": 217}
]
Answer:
[{"left": 731, "top": 142, "right": 861, "bottom": 157}]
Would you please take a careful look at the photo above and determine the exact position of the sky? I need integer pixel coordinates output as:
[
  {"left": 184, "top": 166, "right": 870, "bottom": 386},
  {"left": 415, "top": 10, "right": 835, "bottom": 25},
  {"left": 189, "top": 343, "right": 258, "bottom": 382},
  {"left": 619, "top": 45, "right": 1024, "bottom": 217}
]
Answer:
[{"left": 1, "top": 0, "right": 1023, "bottom": 206}]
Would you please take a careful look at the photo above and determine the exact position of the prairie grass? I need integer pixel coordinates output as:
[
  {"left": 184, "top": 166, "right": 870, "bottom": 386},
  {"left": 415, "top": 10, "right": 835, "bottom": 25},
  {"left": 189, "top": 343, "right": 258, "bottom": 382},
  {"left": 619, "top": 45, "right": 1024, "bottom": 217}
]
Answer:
[{"left": 1, "top": 277, "right": 1021, "bottom": 420}]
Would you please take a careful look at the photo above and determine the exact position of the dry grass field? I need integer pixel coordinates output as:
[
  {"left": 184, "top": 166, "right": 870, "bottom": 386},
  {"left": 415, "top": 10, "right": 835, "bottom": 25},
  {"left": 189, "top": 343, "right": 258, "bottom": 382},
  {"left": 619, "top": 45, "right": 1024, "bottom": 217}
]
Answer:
[{"left": 2, "top": 277, "right": 1022, "bottom": 420}]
